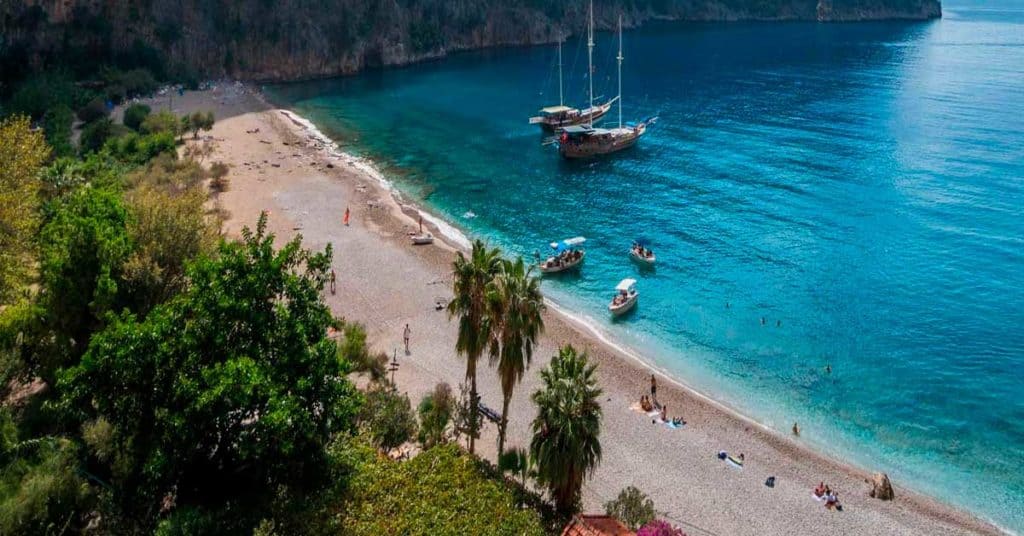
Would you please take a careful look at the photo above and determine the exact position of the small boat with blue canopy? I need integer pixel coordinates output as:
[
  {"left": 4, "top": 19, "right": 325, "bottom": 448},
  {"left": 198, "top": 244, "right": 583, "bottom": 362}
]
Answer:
[{"left": 539, "top": 236, "right": 586, "bottom": 273}]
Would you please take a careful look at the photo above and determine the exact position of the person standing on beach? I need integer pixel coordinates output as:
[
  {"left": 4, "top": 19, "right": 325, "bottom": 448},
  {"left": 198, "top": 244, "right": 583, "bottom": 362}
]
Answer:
[
  {"left": 330, "top": 269, "right": 336, "bottom": 295},
  {"left": 403, "top": 324, "right": 411, "bottom": 354},
  {"left": 343, "top": 206, "right": 350, "bottom": 226},
  {"left": 650, "top": 374, "right": 658, "bottom": 406}
]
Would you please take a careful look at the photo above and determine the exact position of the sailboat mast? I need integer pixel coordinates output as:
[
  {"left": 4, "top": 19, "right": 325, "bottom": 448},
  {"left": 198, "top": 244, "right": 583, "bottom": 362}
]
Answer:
[
  {"left": 617, "top": 15, "right": 623, "bottom": 129},
  {"left": 587, "top": 0, "right": 594, "bottom": 128},
  {"left": 558, "top": 37, "right": 564, "bottom": 106}
]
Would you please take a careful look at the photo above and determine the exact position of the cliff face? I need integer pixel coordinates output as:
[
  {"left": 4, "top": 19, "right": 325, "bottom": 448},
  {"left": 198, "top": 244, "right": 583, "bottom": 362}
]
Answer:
[{"left": 1, "top": 0, "right": 941, "bottom": 82}]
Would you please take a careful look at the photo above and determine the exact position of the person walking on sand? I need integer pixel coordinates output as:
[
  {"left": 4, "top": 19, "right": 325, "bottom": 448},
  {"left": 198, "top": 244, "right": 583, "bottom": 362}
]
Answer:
[
  {"left": 403, "top": 324, "right": 411, "bottom": 354},
  {"left": 330, "top": 269, "right": 336, "bottom": 295},
  {"left": 343, "top": 206, "right": 350, "bottom": 226},
  {"left": 650, "top": 374, "right": 658, "bottom": 406}
]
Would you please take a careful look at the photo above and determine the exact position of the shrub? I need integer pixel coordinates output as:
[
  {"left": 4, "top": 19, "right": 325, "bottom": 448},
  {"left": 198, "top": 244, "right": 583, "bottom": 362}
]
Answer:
[
  {"left": 637, "top": 520, "right": 686, "bottom": 536},
  {"left": 358, "top": 385, "right": 417, "bottom": 452},
  {"left": 79, "top": 118, "right": 115, "bottom": 154},
  {"left": 339, "top": 443, "right": 546, "bottom": 535},
  {"left": 604, "top": 486, "right": 657, "bottom": 530},
  {"left": 42, "top": 105, "right": 75, "bottom": 158},
  {"left": 77, "top": 98, "right": 108, "bottom": 124},
  {"left": 140, "top": 110, "right": 180, "bottom": 136},
  {"left": 417, "top": 382, "right": 453, "bottom": 449},
  {"left": 105, "top": 132, "right": 176, "bottom": 165},
  {"left": 123, "top": 103, "right": 151, "bottom": 131}
]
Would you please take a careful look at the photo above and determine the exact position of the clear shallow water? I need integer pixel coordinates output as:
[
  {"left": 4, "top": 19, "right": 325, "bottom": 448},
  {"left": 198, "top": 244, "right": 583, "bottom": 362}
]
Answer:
[{"left": 268, "top": 2, "right": 1024, "bottom": 531}]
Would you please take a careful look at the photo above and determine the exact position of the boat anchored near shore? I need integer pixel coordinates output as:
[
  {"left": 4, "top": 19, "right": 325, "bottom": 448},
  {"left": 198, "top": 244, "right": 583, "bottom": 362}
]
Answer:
[
  {"left": 539, "top": 237, "right": 586, "bottom": 273},
  {"left": 609, "top": 278, "right": 638, "bottom": 316}
]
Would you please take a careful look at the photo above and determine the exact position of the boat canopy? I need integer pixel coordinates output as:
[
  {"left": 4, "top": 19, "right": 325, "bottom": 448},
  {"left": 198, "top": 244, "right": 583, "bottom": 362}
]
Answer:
[
  {"left": 550, "top": 236, "right": 586, "bottom": 251},
  {"left": 616, "top": 278, "right": 637, "bottom": 292},
  {"left": 540, "top": 105, "right": 573, "bottom": 114},
  {"left": 561, "top": 125, "right": 594, "bottom": 134}
]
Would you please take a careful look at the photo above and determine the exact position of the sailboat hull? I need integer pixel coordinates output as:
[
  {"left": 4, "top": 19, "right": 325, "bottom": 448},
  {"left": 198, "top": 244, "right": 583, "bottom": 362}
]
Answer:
[{"left": 559, "top": 124, "right": 646, "bottom": 159}]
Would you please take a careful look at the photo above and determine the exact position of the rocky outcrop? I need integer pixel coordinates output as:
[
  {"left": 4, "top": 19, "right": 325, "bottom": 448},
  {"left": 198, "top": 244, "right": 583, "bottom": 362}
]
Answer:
[
  {"left": 1, "top": 0, "right": 942, "bottom": 83},
  {"left": 869, "top": 472, "right": 896, "bottom": 500}
]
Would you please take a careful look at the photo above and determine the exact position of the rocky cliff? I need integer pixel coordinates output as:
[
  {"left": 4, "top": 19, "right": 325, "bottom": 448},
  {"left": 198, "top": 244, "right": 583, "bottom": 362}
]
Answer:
[{"left": 1, "top": 0, "right": 941, "bottom": 82}]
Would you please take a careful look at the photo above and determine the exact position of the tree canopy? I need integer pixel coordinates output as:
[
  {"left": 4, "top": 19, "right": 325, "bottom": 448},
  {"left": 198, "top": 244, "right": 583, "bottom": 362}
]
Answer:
[
  {"left": 57, "top": 215, "right": 360, "bottom": 531},
  {"left": 0, "top": 117, "right": 48, "bottom": 302}
]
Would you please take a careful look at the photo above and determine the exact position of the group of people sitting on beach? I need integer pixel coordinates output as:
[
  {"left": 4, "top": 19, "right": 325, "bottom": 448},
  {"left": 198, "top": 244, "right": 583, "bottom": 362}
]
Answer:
[
  {"left": 640, "top": 394, "right": 683, "bottom": 427},
  {"left": 814, "top": 482, "right": 842, "bottom": 510}
]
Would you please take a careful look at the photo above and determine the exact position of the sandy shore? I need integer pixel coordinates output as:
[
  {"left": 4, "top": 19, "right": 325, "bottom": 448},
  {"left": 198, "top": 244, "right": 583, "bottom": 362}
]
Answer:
[{"left": 135, "top": 83, "right": 1005, "bottom": 536}]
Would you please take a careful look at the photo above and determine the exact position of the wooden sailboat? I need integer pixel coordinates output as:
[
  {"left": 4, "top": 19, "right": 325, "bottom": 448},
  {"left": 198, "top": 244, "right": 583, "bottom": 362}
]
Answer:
[
  {"left": 558, "top": 10, "right": 656, "bottom": 159},
  {"left": 529, "top": 31, "right": 616, "bottom": 131}
]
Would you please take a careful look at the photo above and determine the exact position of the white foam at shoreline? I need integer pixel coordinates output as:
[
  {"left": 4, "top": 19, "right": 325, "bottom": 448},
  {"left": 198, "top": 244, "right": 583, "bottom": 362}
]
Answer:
[{"left": 278, "top": 109, "right": 472, "bottom": 250}]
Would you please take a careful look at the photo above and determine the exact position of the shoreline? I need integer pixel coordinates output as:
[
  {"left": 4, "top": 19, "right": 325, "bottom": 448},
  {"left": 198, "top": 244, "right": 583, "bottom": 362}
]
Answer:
[{"left": 146, "top": 83, "right": 1007, "bottom": 536}]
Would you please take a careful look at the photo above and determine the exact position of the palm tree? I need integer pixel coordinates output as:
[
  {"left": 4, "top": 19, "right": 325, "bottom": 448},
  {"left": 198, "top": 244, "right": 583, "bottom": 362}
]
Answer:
[
  {"left": 488, "top": 257, "right": 545, "bottom": 456},
  {"left": 447, "top": 239, "right": 502, "bottom": 454},
  {"left": 529, "top": 345, "right": 602, "bottom": 514}
]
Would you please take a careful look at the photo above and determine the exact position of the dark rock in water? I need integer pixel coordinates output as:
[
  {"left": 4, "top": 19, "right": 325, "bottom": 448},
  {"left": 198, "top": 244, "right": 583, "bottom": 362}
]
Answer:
[{"left": 869, "top": 472, "right": 895, "bottom": 500}]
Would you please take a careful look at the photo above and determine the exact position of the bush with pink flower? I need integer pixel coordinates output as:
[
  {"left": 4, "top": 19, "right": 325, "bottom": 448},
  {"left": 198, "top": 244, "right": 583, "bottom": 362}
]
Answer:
[{"left": 636, "top": 519, "right": 686, "bottom": 536}]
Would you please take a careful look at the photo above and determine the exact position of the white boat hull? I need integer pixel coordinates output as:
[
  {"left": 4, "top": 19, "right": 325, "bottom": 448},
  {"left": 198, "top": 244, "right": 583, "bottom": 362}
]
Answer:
[
  {"left": 630, "top": 250, "right": 656, "bottom": 265},
  {"left": 539, "top": 251, "right": 585, "bottom": 273},
  {"left": 609, "top": 293, "right": 638, "bottom": 316}
]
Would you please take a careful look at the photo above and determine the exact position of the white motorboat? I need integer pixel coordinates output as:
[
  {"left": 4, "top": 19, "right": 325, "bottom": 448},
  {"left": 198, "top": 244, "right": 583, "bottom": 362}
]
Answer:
[
  {"left": 411, "top": 233, "right": 434, "bottom": 245},
  {"left": 629, "top": 241, "right": 656, "bottom": 265},
  {"left": 539, "top": 237, "right": 586, "bottom": 274},
  {"left": 608, "top": 278, "right": 638, "bottom": 316}
]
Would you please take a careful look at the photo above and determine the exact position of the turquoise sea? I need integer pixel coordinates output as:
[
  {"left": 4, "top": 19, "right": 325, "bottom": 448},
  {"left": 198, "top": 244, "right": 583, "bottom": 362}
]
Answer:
[{"left": 267, "top": 1, "right": 1024, "bottom": 531}]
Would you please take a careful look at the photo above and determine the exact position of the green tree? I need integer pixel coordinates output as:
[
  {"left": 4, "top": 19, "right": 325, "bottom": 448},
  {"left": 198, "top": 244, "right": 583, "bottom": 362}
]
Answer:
[
  {"left": 140, "top": 110, "right": 181, "bottom": 137},
  {"left": 529, "top": 345, "right": 602, "bottom": 514},
  {"left": 6, "top": 72, "right": 76, "bottom": 120},
  {"left": 76, "top": 97, "right": 108, "bottom": 124},
  {"left": 122, "top": 103, "right": 151, "bottom": 131},
  {"left": 488, "top": 257, "right": 545, "bottom": 455},
  {"left": 417, "top": 382, "right": 453, "bottom": 449},
  {"left": 604, "top": 486, "right": 657, "bottom": 530},
  {"left": 121, "top": 185, "right": 218, "bottom": 315},
  {"left": 186, "top": 111, "right": 215, "bottom": 139},
  {"left": 58, "top": 214, "right": 359, "bottom": 531},
  {"left": 447, "top": 239, "right": 502, "bottom": 454},
  {"left": 79, "top": 118, "right": 115, "bottom": 155},
  {"left": 43, "top": 104, "right": 75, "bottom": 158},
  {"left": 0, "top": 116, "right": 48, "bottom": 302},
  {"left": 38, "top": 185, "right": 130, "bottom": 380},
  {"left": 358, "top": 385, "right": 417, "bottom": 453}
]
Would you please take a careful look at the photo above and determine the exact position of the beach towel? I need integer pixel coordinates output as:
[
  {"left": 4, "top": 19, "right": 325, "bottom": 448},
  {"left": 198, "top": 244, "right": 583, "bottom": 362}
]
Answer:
[{"left": 665, "top": 421, "right": 685, "bottom": 429}]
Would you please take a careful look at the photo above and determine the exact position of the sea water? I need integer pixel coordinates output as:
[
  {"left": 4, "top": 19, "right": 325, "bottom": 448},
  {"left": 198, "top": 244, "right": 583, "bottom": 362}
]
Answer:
[{"left": 266, "top": 1, "right": 1024, "bottom": 530}]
